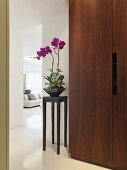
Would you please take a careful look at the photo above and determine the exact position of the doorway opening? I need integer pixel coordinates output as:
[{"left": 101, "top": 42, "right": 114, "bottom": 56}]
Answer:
[{"left": 9, "top": 0, "right": 69, "bottom": 170}]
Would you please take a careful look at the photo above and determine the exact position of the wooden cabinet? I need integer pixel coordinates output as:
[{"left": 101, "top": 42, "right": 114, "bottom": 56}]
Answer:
[
  {"left": 69, "top": 0, "right": 127, "bottom": 170},
  {"left": 113, "top": 1, "right": 127, "bottom": 169}
]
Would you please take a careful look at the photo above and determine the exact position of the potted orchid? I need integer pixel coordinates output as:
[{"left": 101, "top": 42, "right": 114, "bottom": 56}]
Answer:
[{"left": 36, "top": 38, "right": 66, "bottom": 97}]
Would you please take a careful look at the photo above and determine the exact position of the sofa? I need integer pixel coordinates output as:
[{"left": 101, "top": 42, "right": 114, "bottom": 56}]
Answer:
[{"left": 24, "top": 93, "right": 42, "bottom": 108}]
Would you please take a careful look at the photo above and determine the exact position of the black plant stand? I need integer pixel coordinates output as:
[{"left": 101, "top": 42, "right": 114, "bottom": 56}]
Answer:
[{"left": 43, "top": 96, "right": 68, "bottom": 155}]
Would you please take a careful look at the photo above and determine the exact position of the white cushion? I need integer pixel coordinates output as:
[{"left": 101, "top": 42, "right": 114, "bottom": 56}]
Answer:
[
  {"left": 35, "top": 94, "right": 40, "bottom": 100},
  {"left": 24, "top": 99, "right": 42, "bottom": 108}
]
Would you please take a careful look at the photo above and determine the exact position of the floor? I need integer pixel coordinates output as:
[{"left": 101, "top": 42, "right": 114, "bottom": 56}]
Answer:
[{"left": 10, "top": 107, "right": 111, "bottom": 170}]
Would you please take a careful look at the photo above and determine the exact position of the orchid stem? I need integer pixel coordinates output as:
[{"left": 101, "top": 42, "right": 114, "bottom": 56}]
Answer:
[
  {"left": 51, "top": 53, "right": 54, "bottom": 72},
  {"left": 57, "top": 50, "right": 60, "bottom": 71}
]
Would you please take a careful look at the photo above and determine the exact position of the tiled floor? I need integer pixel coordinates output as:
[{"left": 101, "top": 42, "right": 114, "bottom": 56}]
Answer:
[{"left": 9, "top": 107, "right": 111, "bottom": 170}]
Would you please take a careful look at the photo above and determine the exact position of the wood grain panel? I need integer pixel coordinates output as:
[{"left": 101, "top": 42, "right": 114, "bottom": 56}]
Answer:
[
  {"left": 0, "top": 0, "right": 9, "bottom": 170},
  {"left": 69, "top": 0, "right": 113, "bottom": 165},
  {"left": 113, "top": 1, "right": 127, "bottom": 169}
]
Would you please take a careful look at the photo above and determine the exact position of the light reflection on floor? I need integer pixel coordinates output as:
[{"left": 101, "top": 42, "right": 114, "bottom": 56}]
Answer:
[{"left": 10, "top": 107, "right": 110, "bottom": 170}]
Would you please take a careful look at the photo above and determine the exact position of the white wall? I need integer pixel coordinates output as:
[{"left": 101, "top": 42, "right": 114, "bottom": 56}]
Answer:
[
  {"left": 23, "top": 74, "right": 26, "bottom": 93},
  {"left": 25, "top": 73, "right": 42, "bottom": 94},
  {"left": 22, "top": 25, "right": 42, "bottom": 74},
  {"left": 24, "top": 61, "right": 42, "bottom": 74},
  {"left": 59, "top": 26, "right": 69, "bottom": 96},
  {"left": 9, "top": 35, "right": 23, "bottom": 128}
]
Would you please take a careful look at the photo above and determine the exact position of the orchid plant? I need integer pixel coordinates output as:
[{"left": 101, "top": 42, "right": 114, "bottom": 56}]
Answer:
[{"left": 36, "top": 38, "right": 66, "bottom": 89}]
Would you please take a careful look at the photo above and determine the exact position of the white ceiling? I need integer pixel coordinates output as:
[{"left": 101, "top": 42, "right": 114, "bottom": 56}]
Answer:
[
  {"left": 14, "top": 25, "right": 42, "bottom": 42},
  {"left": 10, "top": 0, "right": 68, "bottom": 51},
  {"left": 10, "top": 0, "right": 68, "bottom": 32}
]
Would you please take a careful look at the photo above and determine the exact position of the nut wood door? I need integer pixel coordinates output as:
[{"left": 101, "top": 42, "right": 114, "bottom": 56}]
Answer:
[
  {"left": 69, "top": 0, "right": 113, "bottom": 166},
  {"left": 113, "top": 0, "right": 127, "bottom": 169}
]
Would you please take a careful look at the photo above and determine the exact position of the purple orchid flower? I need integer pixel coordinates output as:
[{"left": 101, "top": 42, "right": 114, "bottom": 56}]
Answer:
[
  {"left": 59, "top": 45, "right": 64, "bottom": 49},
  {"left": 51, "top": 38, "right": 66, "bottom": 50},
  {"left": 36, "top": 56, "right": 41, "bottom": 60},
  {"left": 51, "top": 38, "right": 60, "bottom": 47},
  {"left": 51, "top": 41, "right": 58, "bottom": 47},
  {"left": 46, "top": 46, "right": 52, "bottom": 53},
  {"left": 53, "top": 38, "right": 59, "bottom": 43},
  {"left": 36, "top": 37, "right": 66, "bottom": 70},
  {"left": 40, "top": 48, "right": 48, "bottom": 57},
  {"left": 59, "top": 41, "right": 66, "bottom": 49},
  {"left": 59, "top": 40, "right": 66, "bottom": 46},
  {"left": 37, "top": 51, "right": 42, "bottom": 57}
]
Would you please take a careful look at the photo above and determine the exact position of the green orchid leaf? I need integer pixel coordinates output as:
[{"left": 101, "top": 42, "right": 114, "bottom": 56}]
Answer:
[
  {"left": 58, "top": 75, "right": 64, "bottom": 81},
  {"left": 43, "top": 69, "right": 65, "bottom": 88}
]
